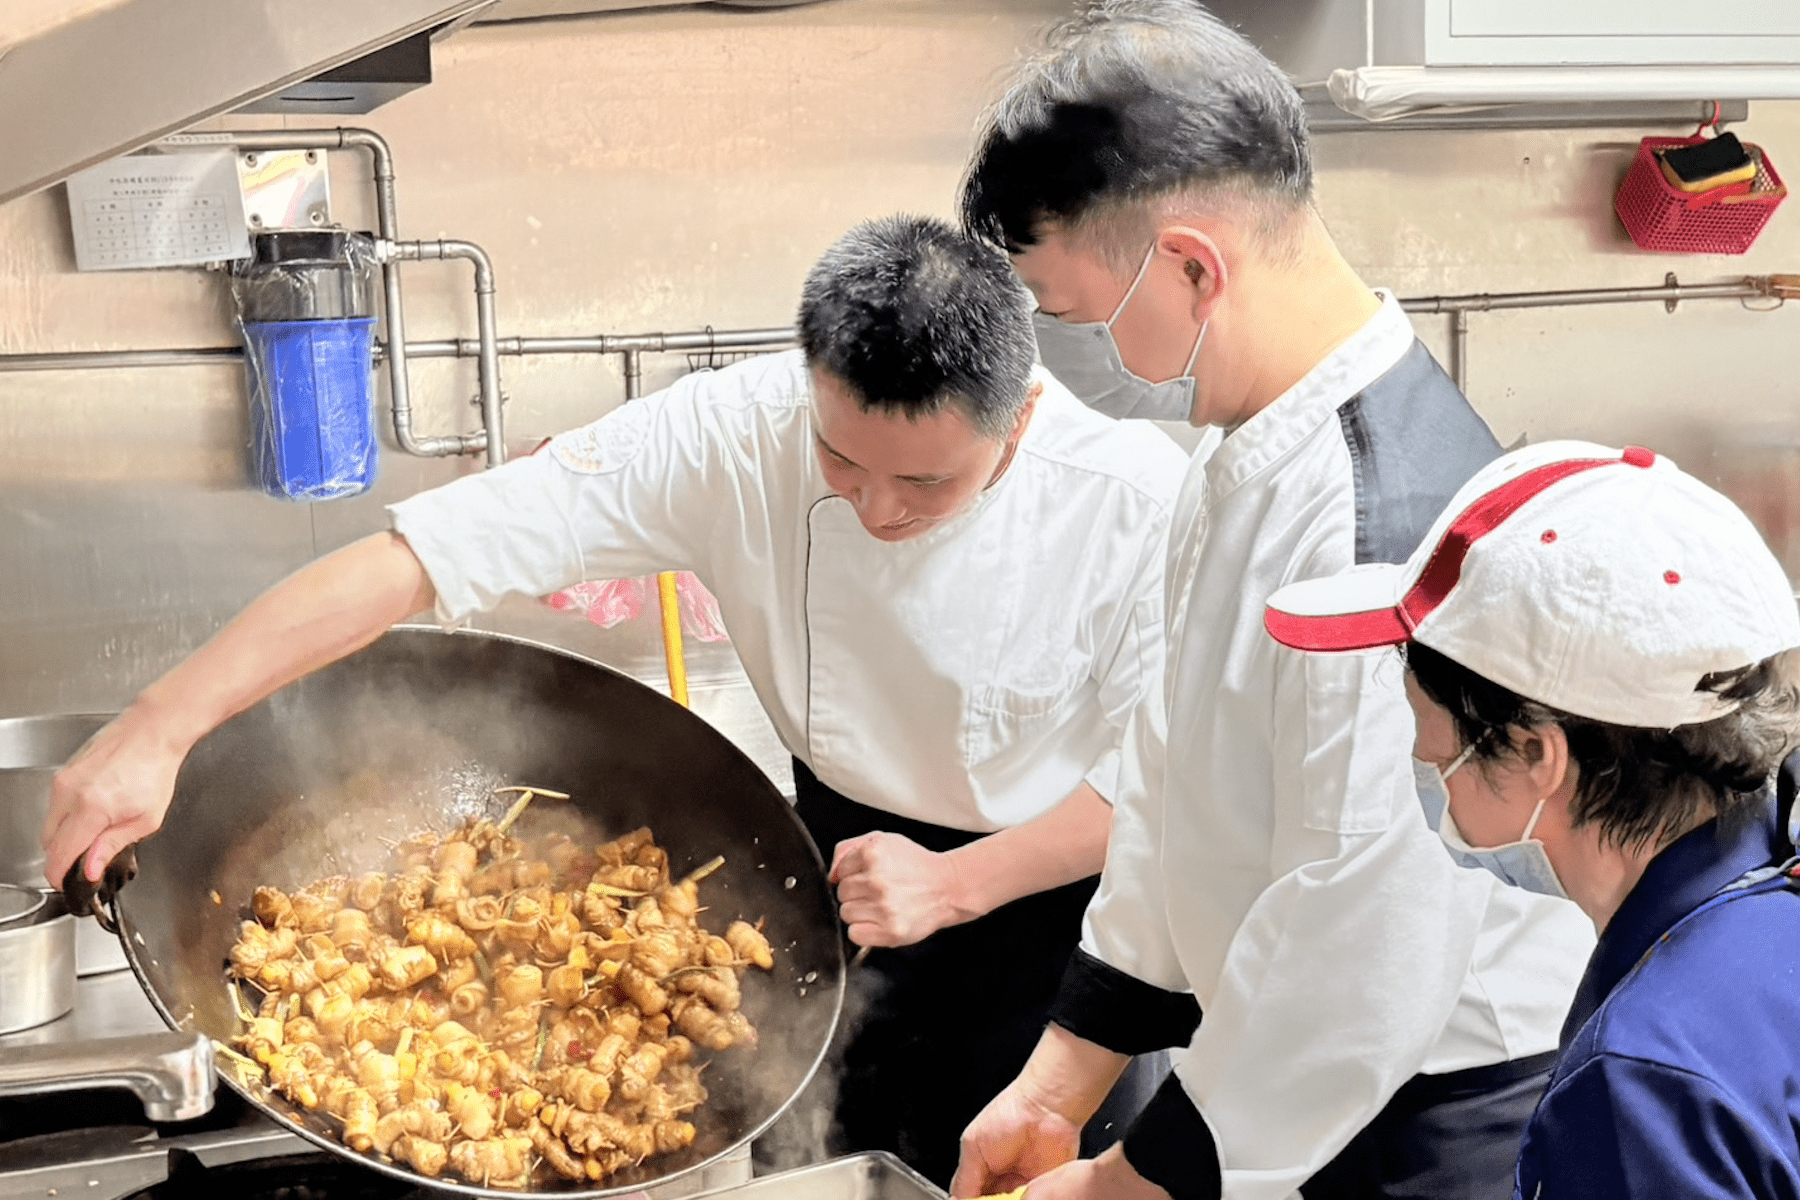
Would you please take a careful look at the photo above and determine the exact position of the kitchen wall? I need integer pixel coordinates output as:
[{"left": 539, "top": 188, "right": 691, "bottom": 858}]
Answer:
[{"left": 2, "top": 0, "right": 1797, "bottom": 774}]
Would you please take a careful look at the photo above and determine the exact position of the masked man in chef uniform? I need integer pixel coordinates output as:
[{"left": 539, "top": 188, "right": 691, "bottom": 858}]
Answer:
[
  {"left": 41, "top": 214, "right": 1188, "bottom": 1186},
  {"left": 952, "top": 5, "right": 1594, "bottom": 1200}
]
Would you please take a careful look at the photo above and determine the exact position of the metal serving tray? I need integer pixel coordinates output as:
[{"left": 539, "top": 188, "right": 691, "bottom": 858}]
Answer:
[{"left": 700, "top": 1154, "right": 946, "bottom": 1200}]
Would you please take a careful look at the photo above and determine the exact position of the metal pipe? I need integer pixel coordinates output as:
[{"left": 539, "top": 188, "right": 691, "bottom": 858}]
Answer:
[
  {"left": 183, "top": 128, "right": 471, "bottom": 459},
  {"left": 623, "top": 348, "right": 644, "bottom": 402},
  {"left": 1397, "top": 278, "right": 1767, "bottom": 314},
  {"left": 392, "top": 239, "right": 506, "bottom": 466},
  {"left": 0, "top": 281, "right": 1781, "bottom": 377},
  {"left": 1449, "top": 309, "right": 1470, "bottom": 392}
]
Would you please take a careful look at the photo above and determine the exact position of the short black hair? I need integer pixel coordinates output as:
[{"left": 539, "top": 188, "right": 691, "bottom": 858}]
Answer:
[
  {"left": 1407, "top": 642, "right": 1800, "bottom": 850},
  {"left": 960, "top": 0, "right": 1311, "bottom": 254},
  {"left": 796, "top": 215, "right": 1035, "bottom": 439}
]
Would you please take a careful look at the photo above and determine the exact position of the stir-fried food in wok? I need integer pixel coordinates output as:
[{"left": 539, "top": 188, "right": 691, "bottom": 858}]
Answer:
[{"left": 224, "top": 795, "right": 776, "bottom": 1190}]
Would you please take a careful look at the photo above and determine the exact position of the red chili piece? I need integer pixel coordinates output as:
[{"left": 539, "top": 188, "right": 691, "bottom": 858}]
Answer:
[
  {"left": 1665, "top": 570, "right": 1681, "bottom": 584},
  {"left": 568, "top": 1040, "right": 587, "bottom": 1060}
]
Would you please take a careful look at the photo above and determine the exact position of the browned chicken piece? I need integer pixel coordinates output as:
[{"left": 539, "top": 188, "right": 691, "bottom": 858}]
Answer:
[
  {"left": 495, "top": 963, "right": 544, "bottom": 1010},
  {"left": 535, "top": 911, "right": 580, "bottom": 961},
  {"left": 454, "top": 894, "right": 503, "bottom": 932},
  {"left": 614, "top": 963, "right": 668, "bottom": 1016},
  {"left": 722, "top": 1009, "right": 757, "bottom": 1047},
  {"left": 330, "top": 908, "right": 373, "bottom": 956},
  {"left": 288, "top": 890, "right": 339, "bottom": 935},
  {"left": 252, "top": 886, "right": 294, "bottom": 927},
  {"left": 349, "top": 873, "right": 386, "bottom": 912},
  {"left": 230, "top": 818, "right": 768, "bottom": 1191},
  {"left": 341, "top": 1087, "right": 379, "bottom": 1151},
  {"left": 617, "top": 1041, "right": 668, "bottom": 1102},
  {"left": 632, "top": 929, "right": 686, "bottom": 979},
  {"left": 596, "top": 827, "right": 654, "bottom": 867},
  {"left": 661, "top": 879, "right": 701, "bottom": 921},
  {"left": 304, "top": 933, "right": 350, "bottom": 983},
  {"left": 449, "top": 980, "right": 489, "bottom": 1019},
  {"left": 448, "top": 1136, "right": 532, "bottom": 1189},
  {"left": 393, "top": 1134, "right": 449, "bottom": 1178},
  {"left": 724, "top": 920, "right": 774, "bottom": 970},
  {"left": 674, "top": 965, "right": 741, "bottom": 1012},
  {"left": 373, "top": 944, "right": 438, "bottom": 990},
  {"left": 545, "top": 963, "right": 585, "bottom": 1009},
  {"left": 528, "top": 1118, "right": 586, "bottom": 1180},
  {"left": 601, "top": 1008, "right": 641, "bottom": 1043},
  {"left": 504, "top": 1084, "right": 544, "bottom": 1124},
  {"left": 580, "top": 890, "right": 625, "bottom": 934},
  {"left": 258, "top": 956, "right": 320, "bottom": 996},
  {"left": 229, "top": 922, "right": 298, "bottom": 973},
  {"left": 671, "top": 996, "right": 735, "bottom": 1052},
  {"left": 700, "top": 935, "right": 735, "bottom": 968},
  {"left": 433, "top": 839, "right": 479, "bottom": 881},
  {"left": 405, "top": 912, "right": 477, "bottom": 962},
  {"left": 553, "top": 1064, "right": 612, "bottom": 1112},
  {"left": 437, "top": 955, "right": 478, "bottom": 993},
  {"left": 595, "top": 863, "right": 659, "bottom": 894},
  {"left": 654, "top": 1119, "right": 697, "bottom": 1155},
  {"left": 445, "top": 1081, "right": 498, "bottom": 1140}
]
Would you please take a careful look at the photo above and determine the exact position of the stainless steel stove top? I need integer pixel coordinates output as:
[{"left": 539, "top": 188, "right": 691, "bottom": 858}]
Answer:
[{"left": 0, "top": 971, "right": 759, "bottom": 1200}]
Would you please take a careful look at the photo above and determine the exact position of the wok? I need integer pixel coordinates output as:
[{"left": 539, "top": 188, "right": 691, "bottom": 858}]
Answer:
[{"left": 103, "top": 625, "right": 845, "bottom": 1196}]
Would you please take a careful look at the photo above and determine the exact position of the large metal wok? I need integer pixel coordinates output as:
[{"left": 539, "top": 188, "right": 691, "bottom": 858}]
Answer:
[{"left": 105, "top": 626, "right": 845, "bottom": 1196}]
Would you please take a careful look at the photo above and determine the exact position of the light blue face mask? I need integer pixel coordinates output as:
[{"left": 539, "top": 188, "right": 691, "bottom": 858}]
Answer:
[
  {"left": 1031, "top": 243, "right": 1206, "bottom": 423},
  {"left": 1413, "top": 746, "right": 1571, "bottom": 901}
]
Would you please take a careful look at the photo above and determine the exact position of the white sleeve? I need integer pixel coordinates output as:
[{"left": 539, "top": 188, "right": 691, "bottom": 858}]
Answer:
[
  {"left": 1078, "top": 688, "right": 1186, "bottom": 991},
  {"left": 1081, "top": 491, "right": 1174, "bottom": 803},
  {"left": 388, "top": 370, "right": 742, "bottom": 623},
  {"left": 1182, "top": 642, "right": 1496, "bottom": 1199}
]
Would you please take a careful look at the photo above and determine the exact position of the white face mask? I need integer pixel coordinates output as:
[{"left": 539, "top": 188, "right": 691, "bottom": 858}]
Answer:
[
  {"left": 1413, "top": 746, "right": 1571, "bottom": 901},
  {"left": 1032, "top": 243, "right": 1206, "bottom": 423}
]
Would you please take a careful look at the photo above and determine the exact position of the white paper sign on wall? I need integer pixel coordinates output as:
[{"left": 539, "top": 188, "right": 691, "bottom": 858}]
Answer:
[{"left": 65, "top": 150, "right": 252, "bottom": 271}]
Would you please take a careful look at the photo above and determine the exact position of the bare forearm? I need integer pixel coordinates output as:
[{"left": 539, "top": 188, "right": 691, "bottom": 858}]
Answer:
[
  {"left": 1024, "top": 1022, "right": 1131, "bottom": 1127},
  {"left": 131, "top": 532, "right": 434, "bottom": 748},
  {"left": 944, "top": 781, "right": 1110, "bottom": 920}
]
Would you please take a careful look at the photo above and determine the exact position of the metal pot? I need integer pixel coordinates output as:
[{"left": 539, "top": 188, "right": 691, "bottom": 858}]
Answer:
[
  {"left": 0, "top": 885, "right": 74, "bottom": 1034},
  {"left": 102, "top": 626, "right": 844, "bottom": 1197},
  {"left": 0, "top": 712, "right": 127, "bottom": 976}
]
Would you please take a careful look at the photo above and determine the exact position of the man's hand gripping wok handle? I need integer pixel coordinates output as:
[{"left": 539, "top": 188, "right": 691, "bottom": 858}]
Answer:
[{"left": 40, "top": 532, "right": 435, "bottom": 889}]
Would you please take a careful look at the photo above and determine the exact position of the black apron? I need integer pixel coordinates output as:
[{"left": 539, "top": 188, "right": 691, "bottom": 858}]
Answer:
[{"left": 772, "top": 758, "right": 1102, "bottom": 1187}]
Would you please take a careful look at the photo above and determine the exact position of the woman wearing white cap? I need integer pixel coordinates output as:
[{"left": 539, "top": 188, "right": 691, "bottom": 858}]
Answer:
[{"left": 1265, "top": 441, "right": 1800, "bottom": 1198}]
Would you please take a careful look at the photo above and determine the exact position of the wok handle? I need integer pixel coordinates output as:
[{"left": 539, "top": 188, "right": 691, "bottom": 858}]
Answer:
[
  {"left": 60, "top": 845, "right": 137, "bottom": 934},
  {"left": 0, "top": 1031, "right": 215, "bottom": 1122}
]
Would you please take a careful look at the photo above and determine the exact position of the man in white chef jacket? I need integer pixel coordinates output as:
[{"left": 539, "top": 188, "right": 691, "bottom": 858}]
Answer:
[
  {"left": 951, "top": 5, "right": 1595, "bottom": 1200},
  {"left": 42, "top": 214, "right": 1188, "bottom": 1185}
]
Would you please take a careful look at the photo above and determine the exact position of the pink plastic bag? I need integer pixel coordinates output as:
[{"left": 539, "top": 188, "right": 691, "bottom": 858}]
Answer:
[{"left": 546, "top": 572, "right": 728, "bottom": 643}]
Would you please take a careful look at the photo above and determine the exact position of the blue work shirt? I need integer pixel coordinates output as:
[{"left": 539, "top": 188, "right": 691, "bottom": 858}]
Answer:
[{"left": 1515, "top": 795, "right": 1800, "bottom": 1199}]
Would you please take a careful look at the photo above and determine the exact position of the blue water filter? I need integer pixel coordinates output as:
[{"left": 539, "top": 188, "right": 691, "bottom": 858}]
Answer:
[{"left": 234, "top": 231, "right": 379, "bottom": 501}]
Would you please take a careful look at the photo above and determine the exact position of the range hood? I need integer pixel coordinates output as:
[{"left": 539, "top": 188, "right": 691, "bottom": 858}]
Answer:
[{"left": 0, "top": 0, "right": 497, "bottom": 207}]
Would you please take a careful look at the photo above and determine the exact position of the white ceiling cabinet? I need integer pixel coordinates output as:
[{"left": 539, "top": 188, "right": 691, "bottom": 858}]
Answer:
[{"left": 1398, "top": 0, "right": 1800, "bottom": 67}]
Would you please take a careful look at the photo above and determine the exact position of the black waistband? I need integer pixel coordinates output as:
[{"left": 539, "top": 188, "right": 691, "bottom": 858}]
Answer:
[
  {"left": 1395, "top": 1049, "right": 1560, "bottom": 1106},
  {"left": 790, "top": 757, "right": 989, "bottom": 855}
]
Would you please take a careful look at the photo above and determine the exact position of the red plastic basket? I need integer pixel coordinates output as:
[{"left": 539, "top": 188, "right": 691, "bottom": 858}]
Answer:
[{"left": 1615, "top": 134, "right": 1787, "bottom": 255}]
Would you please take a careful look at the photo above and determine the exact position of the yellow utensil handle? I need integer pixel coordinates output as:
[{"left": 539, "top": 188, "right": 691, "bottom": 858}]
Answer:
[{"left": 657, "top": 571, "right": 689, "bottom": 708}]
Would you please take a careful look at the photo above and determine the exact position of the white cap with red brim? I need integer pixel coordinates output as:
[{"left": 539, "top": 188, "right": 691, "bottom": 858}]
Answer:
[{"left": 1263, "top": 440, "right": 1800, "bottom": 729}]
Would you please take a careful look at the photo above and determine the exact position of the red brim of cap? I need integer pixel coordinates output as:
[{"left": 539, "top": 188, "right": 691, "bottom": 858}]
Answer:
[{"left": 1263, "top": 565, "right": 1415, "bottom": 652}]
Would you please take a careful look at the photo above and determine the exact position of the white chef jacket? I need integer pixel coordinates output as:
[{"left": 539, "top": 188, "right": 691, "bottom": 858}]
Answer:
[
  {"left": 389, "top": 349, "right": 1189, "bottom": 833},
  {"left": 1073, "top": 295, "right": 1595, "bottom": 1198}
]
